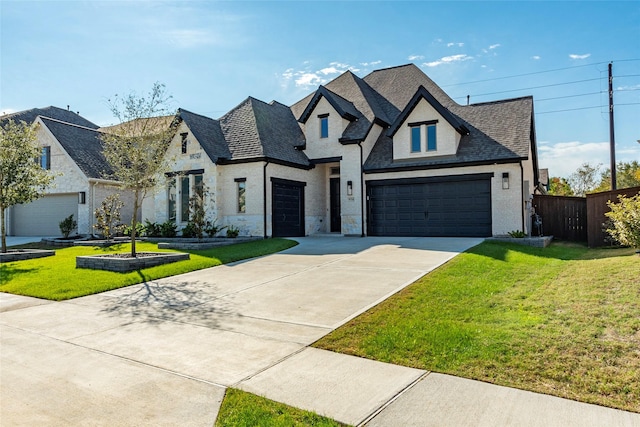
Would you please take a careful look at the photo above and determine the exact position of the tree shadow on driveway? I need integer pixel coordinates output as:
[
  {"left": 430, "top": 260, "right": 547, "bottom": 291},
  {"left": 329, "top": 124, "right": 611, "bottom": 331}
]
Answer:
[{"left": 99, "top": 271, "right": 237, "bottom": 327}]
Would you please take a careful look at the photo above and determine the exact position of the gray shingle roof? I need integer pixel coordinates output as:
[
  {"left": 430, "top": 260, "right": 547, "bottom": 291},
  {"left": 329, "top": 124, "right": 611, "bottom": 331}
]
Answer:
[
  {"left": 177, "top": 108, "right": 231, "bottom": 162},
  {"left": 39, "top": 116, "right": 113, "bottom": 179},
  {"left": 1, "top": 106, "right": 99, "bottom": 129},
  {"left": 291, "top": 71, "right": 400, "bottom": 143},
  {"left": 219, "top": 97, "right": 309, "bottom": 167},
  {"left": 364, "top": 96, "right": 534, "bottom": 172}
]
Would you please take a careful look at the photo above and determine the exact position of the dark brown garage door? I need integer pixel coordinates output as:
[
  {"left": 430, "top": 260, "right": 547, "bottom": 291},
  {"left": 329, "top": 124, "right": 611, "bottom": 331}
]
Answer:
[
  {"left": 367, "top": 174, "right": 492, "bottom": 237},
  {"left": 272, "top": 178, "right": 305, "bottom": 237}
]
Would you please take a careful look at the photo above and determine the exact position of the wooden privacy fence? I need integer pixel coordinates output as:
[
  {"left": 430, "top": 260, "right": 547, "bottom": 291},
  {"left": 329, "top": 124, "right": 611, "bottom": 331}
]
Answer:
[
  {"left": 586, "top": 186, "right": 640, "bottom": 248},
  {"left": 532, "top": 186, "right": 640, "bottom": 247},
  {"left": 532, "top": 195, "right": 587, "bottom": 241}
]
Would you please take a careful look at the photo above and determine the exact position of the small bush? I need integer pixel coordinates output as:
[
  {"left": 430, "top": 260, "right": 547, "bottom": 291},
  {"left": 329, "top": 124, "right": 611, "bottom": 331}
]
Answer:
[
  {"left": 143, "top": 220, "right": 162, "bottom": 237},
  {"left": 59, "top": 214, "right": 77, "bottom": 238},
  {"left": 123, "top": 222, "right": 144, "bottom": 237},
  {"left": 605, "top": 194, "right": 640, "bottom": 250},
  {"left": 226, "top": 225, "right": 240, "bottom": 238},
  {"left": 181, "top": 222, "right": 198, "bottom": 238},
  {"left": 508, "top": 230, "right": 527, "bottom": 238},
  {"left": 94, "top": 194, "right": 124, "bottom": 240},
  {"left": 160, "top": 220, "right": 177, "bottom": 238},
  {"left": 204, "top": 218, "right": 226, "bottom": 237}
]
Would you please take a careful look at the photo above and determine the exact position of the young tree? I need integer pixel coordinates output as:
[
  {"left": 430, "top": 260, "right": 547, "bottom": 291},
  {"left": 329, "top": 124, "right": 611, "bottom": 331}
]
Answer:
[
  {"left": 568, "top": 162, "right": 601, "bottom": 197},
  {"left": 0, "top": 120, "right": 55, "bottom": 252},
  {"left": 93, "top": 194, "right": 124, "bottom": 241},
  {"left": 547, "top": 177, "right": 574, "bottom": 196},
  {"left": 101, "top": 82, "right": 176, "bottom": 256}
]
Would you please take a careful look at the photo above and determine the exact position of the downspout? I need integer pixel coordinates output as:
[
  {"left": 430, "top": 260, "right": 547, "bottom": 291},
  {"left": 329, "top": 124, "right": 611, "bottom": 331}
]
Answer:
[
  {"left": 358, "top": 141, "right": 365, "bottom": 237},
  {"left": 263, "top": 160, "right": 269, "bottom": 238},
  {"left": 520, "top": 162, "right": 525, "bottom": 234}
]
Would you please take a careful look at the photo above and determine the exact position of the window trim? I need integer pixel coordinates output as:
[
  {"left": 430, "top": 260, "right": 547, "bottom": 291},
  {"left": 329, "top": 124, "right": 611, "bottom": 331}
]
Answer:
[
  {"left": 410, "top": 126, "right": 421, "bottom": 153},
  {"left": 236, "top": 178, "right": 246, "bottom": 213},
  {"left": 426, "top": 124, "right": 437, "bottom": 151},
  {"left": 180, "top": 133, "right": 188, "bottom": 154},
  {"left": 40, "top": 146, "right": 51, "bottom": 170},
  {"left": 319, "top": 114, "right": 329, "bottom": 139}
]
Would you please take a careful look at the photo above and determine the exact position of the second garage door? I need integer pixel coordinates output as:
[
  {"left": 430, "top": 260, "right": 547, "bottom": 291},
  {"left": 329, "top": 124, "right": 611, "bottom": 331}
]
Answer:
[
  {"left": 367, "top": 174, "right": 492, "bottom": 237},
  {"left": 11, "top": 193, "right": 78, "bottom": 236}
]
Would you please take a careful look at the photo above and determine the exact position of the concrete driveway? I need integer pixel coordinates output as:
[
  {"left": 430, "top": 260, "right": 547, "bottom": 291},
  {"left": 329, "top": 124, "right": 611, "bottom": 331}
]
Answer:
[{"left": 0, "top": 236, "right": 480, "bottom": 426}]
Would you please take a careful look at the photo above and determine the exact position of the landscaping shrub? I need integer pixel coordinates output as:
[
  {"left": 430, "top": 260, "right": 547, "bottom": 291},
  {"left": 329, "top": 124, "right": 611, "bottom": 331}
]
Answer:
[
  {"left": 143, "top": 220, "right": 162, "bottom": 237},
  {"left": 606, "top": 193, "right": 640, "bottom": 251},
  {"left": 59, "top": 214, "right": 77, "bottom": 238},
  {"left": 204, "top": 219, "right": 226, "bottom": 237},
  {"left": 226, "top": 225, "right": 240, "bottom": 238},
  {"left": 181, "top": 222, "right": 198, "bottom": 238},
  {"left": 123, "top": 222, "right": 145, "bottom": 237},
  {"left": 160, "top": 220, "right": 177, "bottom": 238},
  {"left": 94, "top": 194, "right": 124, "bottom": 240}
]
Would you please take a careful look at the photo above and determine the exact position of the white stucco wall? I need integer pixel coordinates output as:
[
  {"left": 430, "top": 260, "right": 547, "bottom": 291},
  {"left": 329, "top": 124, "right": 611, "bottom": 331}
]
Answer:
[
  {"left": 145, "top": 121, "right": 218, "bottom": 230},
  {"left": 302, "top": 97, "right": 350, "bottom": 160},
  {"left": 393, "top": 99, "right": 461, "bottom": 160},
  {"left": 365, "top": 163, "right": 524, "bottom": 236}
]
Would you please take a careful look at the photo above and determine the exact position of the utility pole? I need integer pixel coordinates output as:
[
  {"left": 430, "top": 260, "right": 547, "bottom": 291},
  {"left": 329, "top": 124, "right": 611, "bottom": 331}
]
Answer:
[{"left": 609, "top": 62, "right": 617, "bottom": 190}]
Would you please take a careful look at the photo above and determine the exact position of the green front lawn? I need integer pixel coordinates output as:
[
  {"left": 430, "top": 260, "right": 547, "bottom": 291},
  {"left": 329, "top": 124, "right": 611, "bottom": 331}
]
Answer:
[
  {"left": 314, "top": 241, "right": 640, "bottom": 413},
  {"left": 0, "top": 239, "right": 297, "bottom": 301},
  {"left": 215, "top": 388, "right": 346, "bottom": 427}
]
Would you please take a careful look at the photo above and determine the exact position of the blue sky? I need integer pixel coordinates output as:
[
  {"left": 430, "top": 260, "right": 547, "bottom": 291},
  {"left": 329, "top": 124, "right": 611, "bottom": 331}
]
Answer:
[{"left": 1, "top": 0, "right": 638, "bottom": 178}]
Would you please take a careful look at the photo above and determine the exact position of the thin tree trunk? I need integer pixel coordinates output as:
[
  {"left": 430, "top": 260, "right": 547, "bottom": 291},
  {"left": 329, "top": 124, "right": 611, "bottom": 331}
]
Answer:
[
  {"left": 131, "top": 190, "right": 139, "bottom": 257},
  {"left": 1, "top": 205, "right": 6, "bottom": 253}
]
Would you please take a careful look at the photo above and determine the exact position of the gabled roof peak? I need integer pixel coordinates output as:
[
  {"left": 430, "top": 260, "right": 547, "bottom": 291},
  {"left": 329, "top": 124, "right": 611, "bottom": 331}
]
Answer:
[
  {"left": 297, "top": 85, "right": 360, "bottom": 124},
  {"left": 387, "top": 85, "right": 469, "bottom": 137}
]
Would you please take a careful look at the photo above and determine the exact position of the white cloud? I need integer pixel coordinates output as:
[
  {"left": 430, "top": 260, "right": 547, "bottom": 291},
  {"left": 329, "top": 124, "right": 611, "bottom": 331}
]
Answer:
[
  {"left": 423, "top": 54, "right": 473, "bottom": 67},
  {"left": 488, "top": 43, "right": 501, "bottom": 50},
  {"left": 532, "top": 55, "right": 541, "bottom": 60},
  {"left": 446, "top": 42, "right": 464, "bottom": 47},
  {"left": 569, "top": 53, "right": 591, "bottom": 60},
  {"left": 360, "top": 60, "right": 382, "bottom": 67},
  {"left": 0, "top": 108, "right": 17, "bottom": 116},
  {"left": 408, "top": 55, "right": 424, "bottom": 61},
  {"left": 538, "top": 141, "right": 609, "bottom": 177},
  {"left": 281, "top": 61, "right": 361, "bottom": 88}
]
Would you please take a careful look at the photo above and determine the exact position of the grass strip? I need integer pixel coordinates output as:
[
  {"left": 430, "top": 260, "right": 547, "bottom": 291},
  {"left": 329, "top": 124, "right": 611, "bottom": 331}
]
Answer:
[
  {"left": 0, "top": 239, "right": 297, "bottom": 301},
  {"left": 314, "top": 241, "right": 640, "bottom": 413},
  {"left": 215, "top": 388, "right": 347, "bottom": 427}
]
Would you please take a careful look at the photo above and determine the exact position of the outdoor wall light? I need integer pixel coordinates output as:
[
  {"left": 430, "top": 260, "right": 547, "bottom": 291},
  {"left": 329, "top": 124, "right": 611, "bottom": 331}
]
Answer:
[
  {"left": 502, "top": 172, "right": 510, "bottom": 190},
  {"left": 78, "top": 191, "right": 86, "bottom": 204},
  {"left": 347, "top": 180, "right": 353, "bottom": 196}
]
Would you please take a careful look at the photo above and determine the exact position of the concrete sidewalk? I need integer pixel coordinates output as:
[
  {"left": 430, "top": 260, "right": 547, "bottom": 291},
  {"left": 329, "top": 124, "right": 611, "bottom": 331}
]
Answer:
[{"left": 2, "top": 236, "right": 639, "bottom": 426}]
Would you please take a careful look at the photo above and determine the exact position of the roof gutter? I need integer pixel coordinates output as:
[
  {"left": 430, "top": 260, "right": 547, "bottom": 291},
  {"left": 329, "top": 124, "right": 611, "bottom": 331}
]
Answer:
[{"left": 88, "top": 177, "right": 122, "bottom": 185}]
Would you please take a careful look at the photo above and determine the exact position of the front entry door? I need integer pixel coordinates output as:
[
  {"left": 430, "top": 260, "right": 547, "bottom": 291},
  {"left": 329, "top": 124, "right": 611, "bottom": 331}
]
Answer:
[{"left": 330, "top": 178, "right": 341, "bottom": 232}]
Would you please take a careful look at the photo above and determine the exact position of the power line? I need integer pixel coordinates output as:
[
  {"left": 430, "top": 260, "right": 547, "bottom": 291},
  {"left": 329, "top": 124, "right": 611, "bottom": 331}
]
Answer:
[
  {"left": 440, "top": 58, "right": 640, "bottom": 88},
  {"left": 535, "top": 102, "right": 640, "bottom": 115},
  {"left": 458, "top": 77, "right": 603, "bottom": 98}
]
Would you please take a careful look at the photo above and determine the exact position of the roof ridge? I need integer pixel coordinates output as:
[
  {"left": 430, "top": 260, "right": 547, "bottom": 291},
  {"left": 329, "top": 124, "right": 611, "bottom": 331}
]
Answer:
[
  {"left": 468, "top": 95, "right": 533, "bottom": 107},
  {"left": 178, "top": 108, "right": 219, "bottom": 122},
  {"left": 40, "top": 116, "right": 102, "bottom": 133}
]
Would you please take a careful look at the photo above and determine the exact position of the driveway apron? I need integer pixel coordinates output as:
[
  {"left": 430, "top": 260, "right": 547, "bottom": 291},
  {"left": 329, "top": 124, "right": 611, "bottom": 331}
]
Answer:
[{"left": 1, "top": 236, "right": 480, "bottom": 425}]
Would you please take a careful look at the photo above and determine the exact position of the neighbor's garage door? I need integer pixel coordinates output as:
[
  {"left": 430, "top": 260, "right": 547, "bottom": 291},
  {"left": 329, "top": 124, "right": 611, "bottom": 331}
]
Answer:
[
  {"left": 272, "top": 178, "right": 305, "bottom": 237},
  {"left": 368, "top": 174, "right": 492, "bottom": 237},
  {"left": 12, "top": 194, "right": 77, "bottom": 236}
]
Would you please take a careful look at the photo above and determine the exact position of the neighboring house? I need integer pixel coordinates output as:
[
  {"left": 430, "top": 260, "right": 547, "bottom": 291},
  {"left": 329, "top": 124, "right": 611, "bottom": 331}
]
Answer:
[
  {"left": 1, "top": 107, "right": 136, "bottom": 236},
  {"left": 144, "top": 63, "right": 540, "bottom": 238}
]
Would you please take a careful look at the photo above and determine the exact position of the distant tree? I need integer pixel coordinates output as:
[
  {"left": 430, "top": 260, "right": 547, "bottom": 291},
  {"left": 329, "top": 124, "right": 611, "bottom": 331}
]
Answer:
[
  {"left": 0, "top": 120, "right": 55, "bottom": 252},
  {"left": 568, "top": 162, "right": 601, "bottom": 197},
  {"left": 595, "top": 161, "right": 640, "bottom": 192},
  {"left": 101, "top": 82, "right": 175, "bottom": 256},
  {"left": 547, "top": 177, "right": 574, "bottom": 196}
]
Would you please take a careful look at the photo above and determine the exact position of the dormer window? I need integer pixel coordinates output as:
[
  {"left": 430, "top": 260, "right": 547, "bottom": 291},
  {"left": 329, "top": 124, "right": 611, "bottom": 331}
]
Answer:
[
  {"left": 181, "top": 133, "right": 188, "bottom": 154},
  {"left": 319, "top": 114, "right": 329, "bottom": 138},
  {"left": 426, "top": 124, "right": 437, "bottom": 151},
  {"left": 410, "top": 126, "right": 421, "bottom": 152},
  {"left": 408, "top": 120, "right": 438, "bottom": 153}
]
